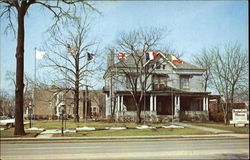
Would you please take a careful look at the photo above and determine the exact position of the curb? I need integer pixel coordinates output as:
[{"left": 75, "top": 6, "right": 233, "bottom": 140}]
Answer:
[{"left": 1, "top": 134, "right": 248, "bottom": 142}]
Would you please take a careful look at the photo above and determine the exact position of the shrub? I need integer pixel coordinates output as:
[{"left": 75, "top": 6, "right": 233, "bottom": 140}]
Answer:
[
  {"left": 180, "top": 112, "right": 192, "bottom": 121},
  {"left": 51, "top": 115, "right": 58, "bottom": 120},
  {"left": 210, "top": 112, "right": 224, "bottom": 122}
]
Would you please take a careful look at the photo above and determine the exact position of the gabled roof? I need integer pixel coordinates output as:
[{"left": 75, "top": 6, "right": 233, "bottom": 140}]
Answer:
[
  {"left": 109, "top": 50, "right": 204, "bottom": 70},
  {"left": 103, "top": 50, "right": 205, "bottom": 79}
]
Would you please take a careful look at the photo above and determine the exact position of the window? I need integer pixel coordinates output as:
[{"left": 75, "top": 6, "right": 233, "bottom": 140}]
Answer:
[
  {"left": 92, "top": 107, "right": 97, "bottom": 112},
  {"left": 180, "top": 76, "right": 190, "bottom": 89},
  {"left": 153, "top": 74, "right": 168, "bottom": 89}
]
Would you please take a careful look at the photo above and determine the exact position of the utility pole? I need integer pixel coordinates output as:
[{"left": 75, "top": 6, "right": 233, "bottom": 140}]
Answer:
[
  {"left": 85, "top": 85, "right": 88, "bottom": 123},
  {"left": 143, "top": 64, "right": 146, "bottom": 124}
]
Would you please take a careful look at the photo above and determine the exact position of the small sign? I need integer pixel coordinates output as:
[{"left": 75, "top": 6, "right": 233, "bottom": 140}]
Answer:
[
  {"left": 59, "top": 105, "right": 66, "bottom": 115},
  {"left": 230, "top": 109, "right": 249, "bottom": 127}
]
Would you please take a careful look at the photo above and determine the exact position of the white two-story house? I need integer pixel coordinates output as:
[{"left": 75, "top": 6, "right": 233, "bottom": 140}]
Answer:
[{"left": 103, "top": 50, "right": 211, "bottom": 122}]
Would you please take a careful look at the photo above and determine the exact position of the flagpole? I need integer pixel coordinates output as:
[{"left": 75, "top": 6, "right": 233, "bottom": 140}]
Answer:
[
  {"left": 115, "top": 50, "right": 118, "bottom": 123},
  {"left": 33, "top": 48, "right": 37, "bottom": 124},
  {"left": 144, "top": 63, "right": 146, "bottom": 124},
  {"left": 85, "top": 51, "right": 88, "bottom": 124}
]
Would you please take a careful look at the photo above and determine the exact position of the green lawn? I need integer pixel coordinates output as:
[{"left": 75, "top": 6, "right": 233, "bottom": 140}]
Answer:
[
  {"left": 27, "top": 120, "right": 168, "bottom": 129},
  {"left": 2, "top": 120, "right": 247, "bottom": 138},
  {"left": 54, "top": 128, "right": 212, "bottom": 137},
  {"left": 183, "top": 122, "right": 249, "bottom": 133},
  {"left": 0, "top": 128, "right": 42, "bottom": 138}
]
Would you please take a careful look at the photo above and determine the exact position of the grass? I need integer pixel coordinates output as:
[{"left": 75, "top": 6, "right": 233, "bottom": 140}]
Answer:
[
  {"left": 27, "top": 120, "right": 168, "bottom": 130},
  {"left": 0, "top": 128, "right": 42, "bottom": 138},
  {"left": 2, "top": 120, "right": 248, "bottom": 138},
  {"left": 54, "top": 128, "right": 212, "bottom": 137},
  {"left": 183, "top": 122, "right": 249, "bottom": 133},
  {"left": 25, "top": 120, "right": 212, "bottom": 137}
]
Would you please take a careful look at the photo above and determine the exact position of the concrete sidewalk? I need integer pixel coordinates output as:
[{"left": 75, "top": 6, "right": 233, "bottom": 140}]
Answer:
[
  {"left": 1, "top": 133, "right": 248, "bottom": 142},
  {"left": 36, "top": 130, "right": 58, "bottom": 138},
  {"left": 36, "top": 129, "right": 77, "bottom": 138},
  {"left": 174, "top": 122, "right": 234, "bottom": 134}
]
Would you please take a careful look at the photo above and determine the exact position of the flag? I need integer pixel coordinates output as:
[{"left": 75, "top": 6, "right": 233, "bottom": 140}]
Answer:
[
  {"left": 145, "top": 51, "right": 158, "bottom": 61},
  {"left": 172, "top": 59, "right": 184, "bottom": 64},
  {"left": 67, "top": 44, "right": 77, "bottom": 53},
  {"left": 35, "top": 50, "right": 45, "bottom": 59},
  {"left": 170, "top": 54, "right": 184, "bottom": 64},
  {"left": 87, "top": 52, "right": 95, "bottom": 61},
  {"left": 118, "top": 53, "right": 126, "bottom": 60}
]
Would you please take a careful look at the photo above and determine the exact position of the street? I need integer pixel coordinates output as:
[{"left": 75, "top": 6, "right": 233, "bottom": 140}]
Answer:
[{"left": 1, "top": 138, "right": 249, "bottom": 159}]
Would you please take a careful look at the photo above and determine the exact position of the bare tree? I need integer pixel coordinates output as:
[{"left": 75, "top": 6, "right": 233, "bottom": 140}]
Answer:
[
  {"left": 5, "top": 71, "right": 33, "bottom": 113},
  {"left": 111, "top": 27, "right": 166, "bottom": 123},
  {"left": 192, "top": 48, "right": 213, "bottom": 92},
  {"left": 90, "top": 90, "right": 105, "bottom": 119},
  {"left": 0, "top": 90, "right": 15, "bottom": 117},
  {"left": 43, "top": 17, "right": 98, "bottom": 122},
  {"left": 0, "top": 0, "right": 97, "bottom": 135},
  {"left": 159, "top": 45, "right": 184, "bottom": 59},
  {"left": 210, "top": 43, "right": 248, "bottom": 124}
]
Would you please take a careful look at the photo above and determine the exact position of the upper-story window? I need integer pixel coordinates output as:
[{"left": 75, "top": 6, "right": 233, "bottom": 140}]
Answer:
[
  {"left": 153, "top": 74, "right": 168, "bottom": 89},
  {"left": 180, "top": 75, "right": 190, "bottom": 89}
]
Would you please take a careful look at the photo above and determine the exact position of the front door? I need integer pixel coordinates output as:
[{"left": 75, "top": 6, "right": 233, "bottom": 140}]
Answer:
[{"left": 156, "top": 96, "right": 173, "bottom": 115}]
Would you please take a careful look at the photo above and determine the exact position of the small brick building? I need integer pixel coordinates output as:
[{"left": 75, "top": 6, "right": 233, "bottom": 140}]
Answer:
[{"left": 31, "top": 88, "right": 105, "bottom": 120}]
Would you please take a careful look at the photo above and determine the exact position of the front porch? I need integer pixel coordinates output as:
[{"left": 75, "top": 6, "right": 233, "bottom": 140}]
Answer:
[{"left": 113, "top": 91, "right": 210, "bottom": 122}]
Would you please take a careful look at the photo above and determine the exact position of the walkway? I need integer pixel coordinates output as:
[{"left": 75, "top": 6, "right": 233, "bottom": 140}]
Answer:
[
  {"left": 36, "top": 129, "right": 60, "bottom": 138},
  {"left": 174, "top": 122, "right": 233, "bottom": 134}
]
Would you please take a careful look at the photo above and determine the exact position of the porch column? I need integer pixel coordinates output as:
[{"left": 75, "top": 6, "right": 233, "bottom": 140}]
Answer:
[
  {"left": 150, "top": 95, "right": 153, "bottom": 111},
  {"left": 175, "top": 96, "right": 180, "bottom": 117},
  {"left": 105, "top": 94, "right": 109, "bottom": 116},
  {"left": 121, "top": 96, "right": 124, "bottom": 111},
  {"left": 178, "top": 96, "right": 180, "bottom": 107},
  {"left": 203, "top": 97, "right": 206, "bottom": 111},
  {"left": 174, "top": 96, "right": 177, "bottom": 116},
  {"left": 153, "top": 96, "right": 157, "bottom": 111},
  {"left": 117, "top": 96, "right": 120, "bottom": 111},
  {"left": 206, "top": 97, "right": 209, "bottom": 111}
]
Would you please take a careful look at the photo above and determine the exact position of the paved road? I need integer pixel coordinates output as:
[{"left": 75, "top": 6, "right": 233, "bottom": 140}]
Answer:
[{"left": 1, "top": 139, "right": 249, "bottom": 159}]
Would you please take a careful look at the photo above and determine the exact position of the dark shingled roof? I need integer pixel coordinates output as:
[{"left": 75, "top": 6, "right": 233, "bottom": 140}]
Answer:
[{"left": 110, "top": 51, "right": 204, "bottom": 70}]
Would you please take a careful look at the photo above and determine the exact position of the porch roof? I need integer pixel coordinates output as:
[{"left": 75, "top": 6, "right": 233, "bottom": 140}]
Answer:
[
  {"left": 208, "top": 94, "right": 221, "bottom": 99},
  {"left": 115, "top": 88, "right": 211, "bottom": 96}
]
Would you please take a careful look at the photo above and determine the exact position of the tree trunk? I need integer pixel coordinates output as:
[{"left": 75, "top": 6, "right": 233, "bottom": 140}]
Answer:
[
  {"left": 230, "top": 86, "right": 235, "bottom": 104},
  {"left": 223, "top": 103, "right": 228, "bottom": 125},
  {"left": 109, "top": 95, "right": 116, "bottom": 122},
  {"left": 74, "top": 86, "right": 79, "bottom": 122},
  {"left": 74, "top": 54, "right": 80, "bottom": 122},
  {"left": 136, "top": 107, "right": 142, "bottom": 123},
  {"left": 136, "top": 99, "right": 142, "bottom": 123},
  {"left": 14, "top": 9, "right": 26, "bottom": 135}
]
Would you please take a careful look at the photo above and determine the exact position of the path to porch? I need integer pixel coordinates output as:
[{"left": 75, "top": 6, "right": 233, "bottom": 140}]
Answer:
[{"left": 173, "top": 122, "right": 233, "bottom": 134}]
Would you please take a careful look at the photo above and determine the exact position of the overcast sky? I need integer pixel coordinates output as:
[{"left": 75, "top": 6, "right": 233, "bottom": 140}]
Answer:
[{"left": 0, "top": 0, "right": 248, "bottom": 94}]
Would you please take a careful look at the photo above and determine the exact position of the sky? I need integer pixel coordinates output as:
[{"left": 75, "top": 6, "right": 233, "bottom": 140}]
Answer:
[{"left": 0, "top": 0, "right": 248, "bottom": 94}]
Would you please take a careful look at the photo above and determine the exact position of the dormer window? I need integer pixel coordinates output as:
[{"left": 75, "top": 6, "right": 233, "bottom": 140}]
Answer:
[{"left": 180, "top": 75, "right": 190, "bottom": 89}]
